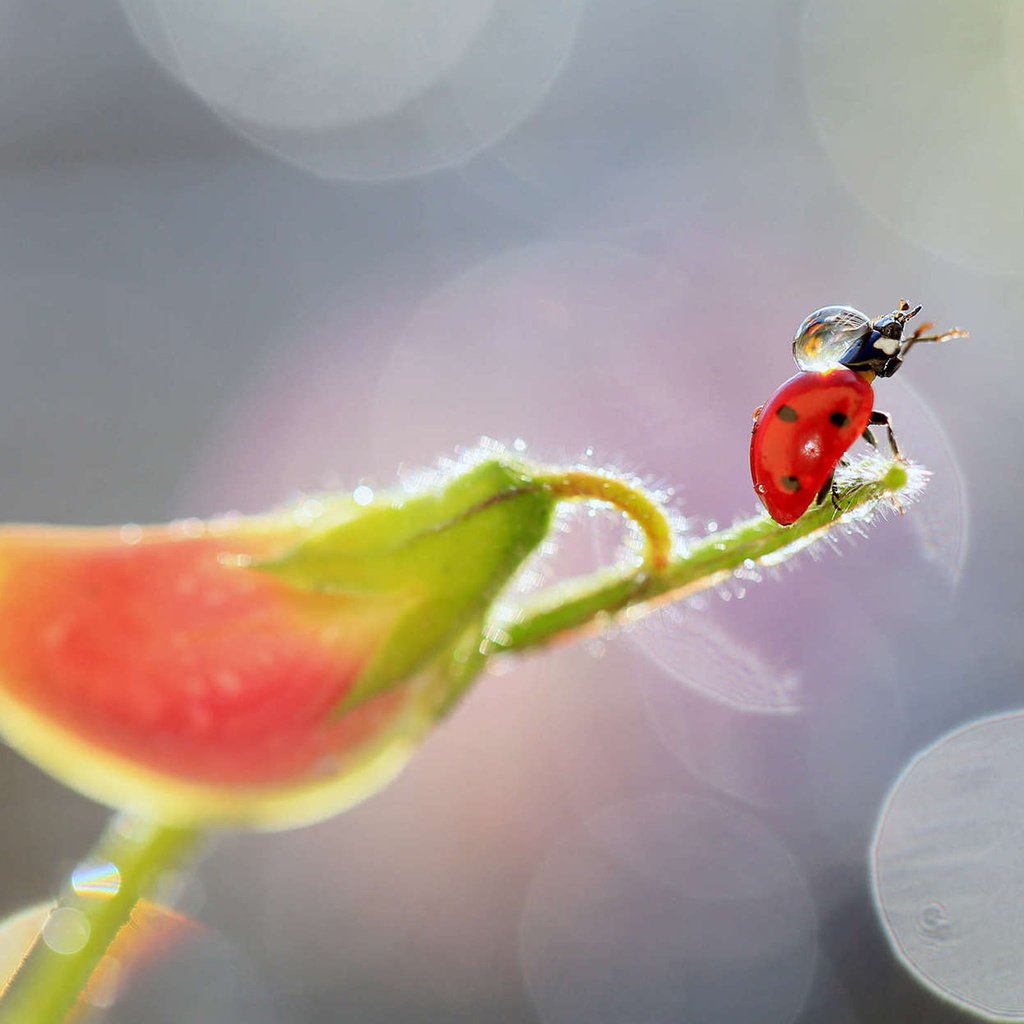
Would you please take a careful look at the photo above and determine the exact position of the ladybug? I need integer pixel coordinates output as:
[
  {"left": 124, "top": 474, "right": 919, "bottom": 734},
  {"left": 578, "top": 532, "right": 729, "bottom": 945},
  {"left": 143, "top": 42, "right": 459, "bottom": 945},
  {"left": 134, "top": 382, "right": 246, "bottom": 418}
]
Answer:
[{"left": 750, "top": 300, "right": 967, "bottom": 525}]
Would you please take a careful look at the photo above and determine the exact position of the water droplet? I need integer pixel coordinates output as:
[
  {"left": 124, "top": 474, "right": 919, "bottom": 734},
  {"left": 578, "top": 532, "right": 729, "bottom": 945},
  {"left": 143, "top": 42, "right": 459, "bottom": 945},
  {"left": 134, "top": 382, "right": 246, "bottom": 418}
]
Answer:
[
  {"left": 291, "top": 496, "right": 324, "bottom": 526},
  {"left": 217, "top": 552, "right": 252, "bottom": 569},
  {"left": 119, "top": 523, "right": 142, "bottom": 546},
  {"left": 484, "top": 626, "right": 512, "bottom": 648},
  {"left": 792, "top": 306, "right": 871, "bottom": 371},
  {"left": 513, "top": 438, "right": 528, "bottom": 452},
  {"left": 71, "top": 860, "right": 121, "bottom": 899},
  {"left": 735, "top": 559, "right": 763, "bottom": 584},
  {"left": 205, "top": 510, "right": 242, "bottom": 535},
  {"left": 42, "top": 907, "right": 90, "bottom": 955},
  {"left": 706, "top": 520, "right": 718, "bottom": 533},
  {"left": 353, "top": 485, "right": 374, "bottom": 506},
  {"left": 172, "top": 517, "right": 205, "bottom": 539},
  {"left": 486, "top": 654, "right": 515, "bottom": 676}
]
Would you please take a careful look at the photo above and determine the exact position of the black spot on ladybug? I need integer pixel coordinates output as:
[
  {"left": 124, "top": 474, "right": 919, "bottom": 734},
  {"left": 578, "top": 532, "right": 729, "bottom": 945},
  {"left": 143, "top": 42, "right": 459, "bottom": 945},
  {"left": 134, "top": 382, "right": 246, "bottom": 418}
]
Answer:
[
  {"left": 829, "top": 411, "right": 850, "bottom": 428},
  {"left": 777, "top": 405, "right": 798, "bottom": 423},
  {"left": 780, "top": 475, "right": 801, "bottom": 492}
]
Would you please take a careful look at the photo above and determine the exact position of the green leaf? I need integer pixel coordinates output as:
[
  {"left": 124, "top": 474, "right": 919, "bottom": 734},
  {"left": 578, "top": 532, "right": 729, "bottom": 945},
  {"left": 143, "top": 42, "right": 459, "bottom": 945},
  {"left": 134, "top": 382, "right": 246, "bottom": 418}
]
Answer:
[{"left": 257, "top": 460, "right": 555, "bottom": 711}]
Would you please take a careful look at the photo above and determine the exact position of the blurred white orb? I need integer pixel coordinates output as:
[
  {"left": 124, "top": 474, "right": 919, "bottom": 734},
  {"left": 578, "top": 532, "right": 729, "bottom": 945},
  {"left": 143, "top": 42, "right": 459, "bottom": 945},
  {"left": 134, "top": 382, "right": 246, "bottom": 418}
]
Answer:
[
  {"left": 873, "top": 712, "right": 1024, "bottom": 1019},
  {"left": 119, "top": 0, "right": 585, "bottom": 180},
  {"left": 119, "top": 0, "right": 494, "bottom": 132},
  {"left": 802, "top": 0, "right": 1024, "bottom": 276},
  {"left": 791, "top": 306, "right": 870, "bottom": 372}
]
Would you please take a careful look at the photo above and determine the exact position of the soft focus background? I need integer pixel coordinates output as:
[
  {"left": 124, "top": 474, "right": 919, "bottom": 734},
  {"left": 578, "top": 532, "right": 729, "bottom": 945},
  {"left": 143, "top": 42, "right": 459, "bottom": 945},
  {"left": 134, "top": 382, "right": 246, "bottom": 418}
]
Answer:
[{"left": 0, "top": 1, "right": 1019, "bottom": 1021}]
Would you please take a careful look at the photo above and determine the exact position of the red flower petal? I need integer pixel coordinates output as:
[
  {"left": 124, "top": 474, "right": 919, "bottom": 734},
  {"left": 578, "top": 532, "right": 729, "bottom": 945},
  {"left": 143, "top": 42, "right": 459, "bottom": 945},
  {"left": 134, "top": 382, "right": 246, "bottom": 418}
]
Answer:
[{"left": 0, "top": 520, "right": 418, "bottom": 826}]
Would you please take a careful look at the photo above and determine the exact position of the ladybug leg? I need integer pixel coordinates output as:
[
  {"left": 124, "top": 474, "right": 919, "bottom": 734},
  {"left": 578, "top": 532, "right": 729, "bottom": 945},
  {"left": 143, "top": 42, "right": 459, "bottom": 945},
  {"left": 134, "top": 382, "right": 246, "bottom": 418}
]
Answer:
[
  {"left": 815, "top": 472, "right": 841, "bottom": 515},
  {"left": 900, "top": 324, "right": 969, "bottom": 360},
  {"left": 909, "top": 324, "right": 968, "bottom": 344},
  {"left": 869, "top": 410, "right": 902, "bottom": 459}
]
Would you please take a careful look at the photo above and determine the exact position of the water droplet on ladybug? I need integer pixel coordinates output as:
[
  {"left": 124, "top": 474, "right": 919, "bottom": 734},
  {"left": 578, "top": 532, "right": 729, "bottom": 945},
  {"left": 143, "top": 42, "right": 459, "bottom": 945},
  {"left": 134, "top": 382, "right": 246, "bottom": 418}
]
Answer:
[{"left": 792, "top": 305, "right": 871, "bottom": 371}]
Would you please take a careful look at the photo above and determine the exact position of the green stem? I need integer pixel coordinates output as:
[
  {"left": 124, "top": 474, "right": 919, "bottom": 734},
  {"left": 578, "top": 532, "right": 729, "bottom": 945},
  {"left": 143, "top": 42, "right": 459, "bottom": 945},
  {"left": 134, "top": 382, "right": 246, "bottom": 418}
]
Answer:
[
  {"left": 0, "top": 816, "right": 200, "bottom": 1024},
  {"left": 489, "top": 459, "right": 911, "bottom": 655},
  {"left": 538, "top": 468, "right": 674, "bottom": 570}
]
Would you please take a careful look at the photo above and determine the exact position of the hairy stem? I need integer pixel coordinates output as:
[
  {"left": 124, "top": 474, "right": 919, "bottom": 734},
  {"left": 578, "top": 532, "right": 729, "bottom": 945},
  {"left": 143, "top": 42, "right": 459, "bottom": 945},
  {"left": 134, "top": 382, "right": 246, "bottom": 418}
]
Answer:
[
  {"left": 0, "top": 817, "right": 200, "bottom": 1024},
  {"left": 489, "top": 460, "right": 910, "bottom": 656},
  {"left": 539, "top": 469, "right": 673, "bottom": 570}
]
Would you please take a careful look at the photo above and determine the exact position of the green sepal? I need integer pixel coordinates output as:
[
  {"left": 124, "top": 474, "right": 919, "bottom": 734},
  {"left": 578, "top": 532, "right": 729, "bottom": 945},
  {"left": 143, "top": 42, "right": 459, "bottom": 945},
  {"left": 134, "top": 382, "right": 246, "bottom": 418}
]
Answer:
[
  {"left": 256, "top": 460, "right": 554, "bottom": 712},
  {"left": 403, "top": 616, "right": 491, "bottom": 726}
]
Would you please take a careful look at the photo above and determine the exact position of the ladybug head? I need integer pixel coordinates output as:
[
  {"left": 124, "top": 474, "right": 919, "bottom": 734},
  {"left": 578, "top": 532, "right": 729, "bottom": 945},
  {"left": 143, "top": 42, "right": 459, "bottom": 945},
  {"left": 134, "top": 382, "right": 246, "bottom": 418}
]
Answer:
[
  {"left": 872, "top": 299, "right": 922, "bottom": 340},
  {"left": 839, "top": 299, "right": 922, "bottom": 378}
]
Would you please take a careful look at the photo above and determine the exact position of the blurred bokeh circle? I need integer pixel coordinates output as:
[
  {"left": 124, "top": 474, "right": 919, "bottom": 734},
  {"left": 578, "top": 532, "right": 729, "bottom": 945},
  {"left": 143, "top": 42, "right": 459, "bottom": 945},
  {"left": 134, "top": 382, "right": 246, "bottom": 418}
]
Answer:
[
  {"left": 0, "top": 900, "right": 276, "bottom": 1022},
  {"left": 801, "top": 0, "right": 1024, "bottom": 276},
  {"left": 873, "top": 712, "right": 1024, "bottom": 1019},
  {"left": 118, "top": 0, "right": 586, "bottom": 180}
]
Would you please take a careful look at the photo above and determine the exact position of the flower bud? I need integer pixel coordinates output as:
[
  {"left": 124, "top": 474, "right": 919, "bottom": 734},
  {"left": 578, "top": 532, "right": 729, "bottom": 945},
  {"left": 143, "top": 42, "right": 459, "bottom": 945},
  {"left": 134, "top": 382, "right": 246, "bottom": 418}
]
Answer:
[{"left": 0, "top": 459, "right": 554, "bottom": 828}]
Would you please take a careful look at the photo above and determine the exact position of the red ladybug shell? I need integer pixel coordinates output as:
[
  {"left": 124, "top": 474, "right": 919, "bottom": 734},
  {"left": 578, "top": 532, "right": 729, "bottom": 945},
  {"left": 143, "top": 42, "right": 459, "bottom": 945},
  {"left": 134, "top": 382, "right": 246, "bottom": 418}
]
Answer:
[{"left": 750, "top": 368, "right": 874, "bottom": 525}]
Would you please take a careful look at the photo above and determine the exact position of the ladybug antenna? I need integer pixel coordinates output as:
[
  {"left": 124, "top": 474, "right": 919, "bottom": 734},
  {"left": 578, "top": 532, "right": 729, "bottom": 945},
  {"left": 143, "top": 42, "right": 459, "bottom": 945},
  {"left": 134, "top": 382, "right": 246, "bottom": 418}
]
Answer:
[
  {"left": 885, "top": 298, "right": 970, "bottom": 357},
  {"left": 893, "top": 299, "right": 922, "bottom": 324},
  {"left": 871, "top": 300, "right": 921, "bottom": 342}
]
